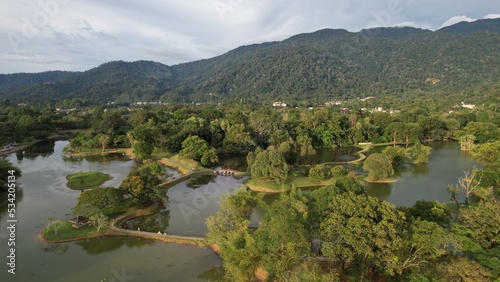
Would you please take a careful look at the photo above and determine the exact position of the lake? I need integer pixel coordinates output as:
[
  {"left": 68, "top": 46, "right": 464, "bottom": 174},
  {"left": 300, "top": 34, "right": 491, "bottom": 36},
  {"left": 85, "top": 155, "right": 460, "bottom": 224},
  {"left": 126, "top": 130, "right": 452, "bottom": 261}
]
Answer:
[
  {"left": 0, "top": 140, "right": 222, "bottom": 282},
  {"left": 0, "top": 140, "right": 480, "bottom": 281}
]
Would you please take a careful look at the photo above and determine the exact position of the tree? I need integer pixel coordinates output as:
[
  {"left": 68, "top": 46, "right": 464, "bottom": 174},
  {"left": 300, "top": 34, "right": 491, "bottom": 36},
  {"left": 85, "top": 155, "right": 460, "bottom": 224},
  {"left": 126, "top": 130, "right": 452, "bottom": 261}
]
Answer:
[
  {"left": 72, "top": 187, "right": 123, "bottom": 216},
  {"left": 222, "top": 123, "right": 256, "bottom": 155},
  {"left": 404, "top": 200, "right": 452, "bottom": 227},
  {"left": 405, "top": 142, "right": 432, "bottom": 163},
  {"left": 97, "top": 134, "right": 111, "bottom": 152},
  {"left": 386, "top": 122, "right": 405, "bottom": 146},
  {"left": 320, "top": 192, "right": 405, "bottom": 277},
  {"left": 419, "top": 116, "right": 447, "bottom": 141},
  {"left": 455, "top": 169, "right": 483, "bottom": 206},
  {"left": 471, "top": 140, "right": 500, "bottom": 166},
  {"left": 382, "top": 145, "right": 406, "bottom": 164},
  {"left": 179, "top": 135, "right": 208, "bottom": 160},
  {"left": 397, "top": 220, "right": 457, "bottom": 275},
  {"left": 179, "top": 135, "right": 218, "bottom": 167},
  {"left": 459, "top": 134, "right": 476, "bottom": 151},
  {"left": 127, "top": 124, "right": 158, "bottom": 160},
  {"left": 330, "top": 165, "right": 349, "bottom": 178},
  {"left": 297, "top": 133, "right": 316, "bottom": 157},
  {"left": 120, "top": 162, "right": 164, "bottom": 205},
  {"left": 88, "top": 211, "right": 108, "bottom": 231},
  {"left": 250, "top": 146, "right": 289, "bottom": 184},
  {"left": 44, "top": 219, "right": 66, "bottom": 235},
  {"left": 453, "top": 199, "right": 500, "bottom": 278},
  {"left": 458, "top": 199, "right": 500, "bottom": 250},
  {"left": 254, "top": 191, "right": 310, "bottom": 279},
  {"left": 464, "top": 122, "right": 499, "bottom": 144},
  {"left": 363, "top": 153, "right": 394, "bottom": 181},
  {"left": 308, "top": 164, "right": 331, "bottom": 181},
  {"left": 200, "top": 147, "right": 218, "bottom": 167},
  {"left": 206, "top": 190, "right": 261, "bottom": 281}
]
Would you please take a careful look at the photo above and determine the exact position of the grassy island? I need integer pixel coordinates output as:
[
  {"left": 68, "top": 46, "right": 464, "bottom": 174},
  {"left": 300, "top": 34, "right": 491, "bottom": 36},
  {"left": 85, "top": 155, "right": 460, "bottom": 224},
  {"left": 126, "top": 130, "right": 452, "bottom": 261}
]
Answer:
[{"left": 66, "top": 171, "right": 110, "bottom": 190}]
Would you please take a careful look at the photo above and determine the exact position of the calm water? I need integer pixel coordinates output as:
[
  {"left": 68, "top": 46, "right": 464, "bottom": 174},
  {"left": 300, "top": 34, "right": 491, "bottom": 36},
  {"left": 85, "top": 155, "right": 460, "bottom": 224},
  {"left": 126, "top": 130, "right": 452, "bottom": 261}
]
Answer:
[
  {"left": 0, "top": 140, "right": 222, "bottom": 282},
  {"left": 0, "top": 140, "right": 479, "bottom": 281},
  {"left": 126, "top": 173, "right": 246, "bottom": 237},
  {"left": 363, "top": 142, "right": 482, "bottom": 206}
]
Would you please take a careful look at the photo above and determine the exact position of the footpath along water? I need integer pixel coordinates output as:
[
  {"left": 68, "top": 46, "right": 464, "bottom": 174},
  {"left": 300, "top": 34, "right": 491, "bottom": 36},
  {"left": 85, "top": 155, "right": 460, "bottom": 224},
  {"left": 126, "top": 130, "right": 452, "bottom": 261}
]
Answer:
[
  {"left": 0, "top": 140, "right": 221, "bottom": 282},
  {"left": 0, "top": 140, "right": 481, "bottom": 281}
]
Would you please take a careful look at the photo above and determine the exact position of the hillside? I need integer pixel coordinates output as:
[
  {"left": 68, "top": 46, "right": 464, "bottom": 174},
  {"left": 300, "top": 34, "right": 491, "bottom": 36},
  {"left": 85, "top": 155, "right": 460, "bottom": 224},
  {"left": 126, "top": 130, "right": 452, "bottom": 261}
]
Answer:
[{"left": 1, "top": 19, "right": 499, "bottom": 104}]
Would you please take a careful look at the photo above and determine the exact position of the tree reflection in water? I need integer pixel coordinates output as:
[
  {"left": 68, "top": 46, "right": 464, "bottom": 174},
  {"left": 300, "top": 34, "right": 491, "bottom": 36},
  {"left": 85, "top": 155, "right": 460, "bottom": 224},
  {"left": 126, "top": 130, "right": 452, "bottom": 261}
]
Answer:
[{"left": 75, "top": 237, "right": 156, "bottom": 255}]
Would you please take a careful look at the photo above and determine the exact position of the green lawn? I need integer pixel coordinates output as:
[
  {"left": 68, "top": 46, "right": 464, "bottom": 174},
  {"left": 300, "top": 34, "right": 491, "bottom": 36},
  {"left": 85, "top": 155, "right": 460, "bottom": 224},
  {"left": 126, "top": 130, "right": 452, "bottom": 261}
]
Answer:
[
  {"left": 66, "top": 171, "right": 110, "bottom": 190},
  {"left": 159, "top": 155, "right": 203, "bottom": 174},
  {"left": 246, "top": 167, "right": 337, "bottom": 192},
  {"left": 42, "top": 221, "right": 109, "bottom": 241}
]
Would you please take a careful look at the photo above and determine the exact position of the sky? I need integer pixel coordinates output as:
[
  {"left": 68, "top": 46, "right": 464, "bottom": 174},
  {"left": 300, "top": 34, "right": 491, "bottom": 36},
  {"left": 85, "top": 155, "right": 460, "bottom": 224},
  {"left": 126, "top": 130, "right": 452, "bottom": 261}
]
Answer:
[{"left": 1, "top": 0, "right": 499, "bottom": 74}]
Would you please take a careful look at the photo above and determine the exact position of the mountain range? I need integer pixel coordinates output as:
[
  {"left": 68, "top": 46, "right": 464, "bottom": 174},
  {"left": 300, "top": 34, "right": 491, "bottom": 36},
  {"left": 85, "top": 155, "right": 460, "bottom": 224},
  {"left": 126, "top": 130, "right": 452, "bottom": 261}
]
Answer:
[{"left": 1, "top": 18, "right": 500, "bottom": 104}]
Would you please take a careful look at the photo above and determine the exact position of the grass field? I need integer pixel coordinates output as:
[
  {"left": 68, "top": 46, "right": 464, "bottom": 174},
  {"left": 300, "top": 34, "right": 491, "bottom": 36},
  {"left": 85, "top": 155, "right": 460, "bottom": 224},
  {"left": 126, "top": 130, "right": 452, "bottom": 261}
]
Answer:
[
  {"left": 245, "top": 167, "right": 337, "bottom": 193},
  {"left": 158, "top": 155, "right": 202, "bottom": 174},
  {"left": 66, "top": 171, "right": 110, "bottom": 190},
  {"left": 42, "top": 221, "right": 109, "bottom": 241}
]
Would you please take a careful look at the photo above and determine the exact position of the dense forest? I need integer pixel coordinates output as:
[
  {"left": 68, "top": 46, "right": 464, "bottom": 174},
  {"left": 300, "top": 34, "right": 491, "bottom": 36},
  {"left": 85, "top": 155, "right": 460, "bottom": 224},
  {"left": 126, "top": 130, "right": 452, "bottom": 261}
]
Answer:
[{"left": 1, "top": 18, "right": 500, "bottom": 104}]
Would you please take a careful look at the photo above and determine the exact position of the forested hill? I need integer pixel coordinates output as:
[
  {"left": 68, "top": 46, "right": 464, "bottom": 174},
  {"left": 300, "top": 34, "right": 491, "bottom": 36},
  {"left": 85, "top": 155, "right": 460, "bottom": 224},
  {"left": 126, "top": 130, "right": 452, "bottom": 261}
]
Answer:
[{"left": 1, "top": 18, "right": 500, "bottom": 104}]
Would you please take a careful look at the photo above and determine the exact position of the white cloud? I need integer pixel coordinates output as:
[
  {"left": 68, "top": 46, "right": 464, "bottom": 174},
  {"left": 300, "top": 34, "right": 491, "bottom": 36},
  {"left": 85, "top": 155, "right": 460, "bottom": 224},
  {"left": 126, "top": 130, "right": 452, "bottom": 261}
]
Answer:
[
  {"left": 483, "top": 13, "right": 500, "bottom": 19},
  {"left": 440, "top": 15, "right": 477, "bottom": 28},
  {"left": 1, "top": 1, "right": 500, "bottom": 73}
]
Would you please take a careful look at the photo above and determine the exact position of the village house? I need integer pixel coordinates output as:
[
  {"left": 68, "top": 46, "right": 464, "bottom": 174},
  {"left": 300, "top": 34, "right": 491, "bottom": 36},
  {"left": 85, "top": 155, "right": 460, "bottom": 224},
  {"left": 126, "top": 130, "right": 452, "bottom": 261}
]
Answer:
[{"left": 272, "top": 101, "right": 287, "bottom": 107}]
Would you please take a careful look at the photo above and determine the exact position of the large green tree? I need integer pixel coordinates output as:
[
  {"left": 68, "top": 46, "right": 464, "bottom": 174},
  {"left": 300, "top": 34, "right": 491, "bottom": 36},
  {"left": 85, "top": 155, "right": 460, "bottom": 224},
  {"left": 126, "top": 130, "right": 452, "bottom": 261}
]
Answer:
[
  {"left": 363, "top": 153, "right": 394, "bottom": 181},
  {"left": 206, "top": 190, "right": 261, "bottom": 281},
  {"left": 179, "top": 135, "right": 218, "bottom": 167},
  {"left": 319, "top": 192, "right": 405, "bottom": 277},
  {"left": 120, "top": 161, "right": 165, "bottom": 205},
  {"left": 72, "top": 187, "right": 124, "bottom": 216},
  {"left": 249, "top": 146, "right": 289, "bottom": 184},
  {"left": 254, "top": 189, "right": 310, "bottom": 280}
]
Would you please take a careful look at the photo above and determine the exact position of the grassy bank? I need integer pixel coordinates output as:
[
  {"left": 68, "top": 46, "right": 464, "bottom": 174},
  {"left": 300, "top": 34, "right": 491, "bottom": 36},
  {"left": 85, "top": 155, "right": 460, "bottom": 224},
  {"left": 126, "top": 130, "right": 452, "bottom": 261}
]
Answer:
[
  {"left": 41, "top": 221, "right": 110, "bottom": 241},
  {"left": 158, "top": 155, "right": 203, "bottom": 174},
  {"left": 65, "top": 147, "right": 131, "bottom": 157},
  {"left": 66, "top": 171, "right": 110, "bottom": 190},
  {"left": 246, "top": 171, "right": 337, "bottom": 193}
]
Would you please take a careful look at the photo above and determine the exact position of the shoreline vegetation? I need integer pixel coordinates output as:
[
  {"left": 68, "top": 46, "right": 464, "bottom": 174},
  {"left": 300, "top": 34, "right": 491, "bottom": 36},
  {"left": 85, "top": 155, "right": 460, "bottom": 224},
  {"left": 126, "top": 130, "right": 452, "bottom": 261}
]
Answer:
[
  {"left": 36, "top": 138, "right": 494, "bottom": 281},
  {"left": 0, "top": 131, "right": 79, "bottom": 156}
]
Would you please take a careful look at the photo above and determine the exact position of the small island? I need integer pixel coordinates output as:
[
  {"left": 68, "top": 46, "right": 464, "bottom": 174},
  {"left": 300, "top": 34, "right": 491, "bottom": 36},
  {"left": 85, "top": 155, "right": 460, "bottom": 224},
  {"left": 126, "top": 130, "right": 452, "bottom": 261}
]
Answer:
[{"left": 66, "top": 171, "right": 110, "bottom": 190}]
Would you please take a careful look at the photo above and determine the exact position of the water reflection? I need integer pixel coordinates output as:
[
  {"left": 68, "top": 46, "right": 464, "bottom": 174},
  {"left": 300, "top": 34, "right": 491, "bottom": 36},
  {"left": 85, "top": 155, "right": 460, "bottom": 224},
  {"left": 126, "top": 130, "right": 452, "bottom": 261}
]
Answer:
[
  {"left": 75, "top": 237, "right": 156, "bottom": 255},
  {"left": 411, "top": 163, "right": 429, "bottom": 175},
  {"left": 186, "top": 174, "right": 217, "bottom": 189},
  {"left": 62, "top": 153, "right": 130, "bottom": 163},
  {"left": 218, "top": 155, "right": 247, "bottom": 171},
  {"left": 197, "top": 266, "right": 226, "bottom": 281},
  {"left": 364, "top": 183, "right": 392, "bottom": 201},
  {"left": 125, "top": 208, "right": 171, "bottom": 233},
  {"left": 17, "top": 139, "right": 55, "bottom": 159},
  {"left": 42, "top": 243, "right": 69, "bottom": 255},
  {"left": 298, "top": 147, "right": 358, "bottom": 165},
  {"left": 365, "top": 142, "right": 482, "bottom": 206}
]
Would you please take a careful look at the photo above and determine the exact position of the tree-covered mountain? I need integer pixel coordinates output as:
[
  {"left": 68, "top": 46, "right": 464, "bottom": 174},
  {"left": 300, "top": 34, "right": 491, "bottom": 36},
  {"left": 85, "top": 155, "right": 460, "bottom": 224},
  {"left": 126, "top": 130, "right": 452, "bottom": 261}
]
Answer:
[
  {"left": 1, "top": 19, "right": 499, "bottom": 104},
  {"left": 0, "top": 71, "right": 75, "bottom": 92},
  {"left": 438, "top": 18, "right": 500, "bottom": 35}
]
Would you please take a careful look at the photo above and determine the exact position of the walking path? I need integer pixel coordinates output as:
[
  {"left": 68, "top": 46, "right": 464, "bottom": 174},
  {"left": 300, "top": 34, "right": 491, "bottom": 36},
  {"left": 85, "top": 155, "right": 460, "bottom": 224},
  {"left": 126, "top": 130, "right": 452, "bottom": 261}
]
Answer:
[
  {"left": 109, "top": 203, "right": 206, "bottom": 246},
  {"left": 40, "top": 165, "right": 213, "bottom": 245}
]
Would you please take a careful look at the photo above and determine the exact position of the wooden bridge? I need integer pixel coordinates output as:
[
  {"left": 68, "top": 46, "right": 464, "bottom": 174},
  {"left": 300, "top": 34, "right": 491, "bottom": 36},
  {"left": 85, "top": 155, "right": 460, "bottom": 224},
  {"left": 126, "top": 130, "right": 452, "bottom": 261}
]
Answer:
[{"left": 214, "top": 168, "right": 238, "bottom": 176}]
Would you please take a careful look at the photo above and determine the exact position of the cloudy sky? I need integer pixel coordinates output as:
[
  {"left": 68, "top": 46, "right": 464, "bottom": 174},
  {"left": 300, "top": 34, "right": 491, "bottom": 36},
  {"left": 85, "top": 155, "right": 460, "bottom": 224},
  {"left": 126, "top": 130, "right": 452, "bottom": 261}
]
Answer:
[{"left": 1, "top": 0, "right": 499, "bottom": 73}]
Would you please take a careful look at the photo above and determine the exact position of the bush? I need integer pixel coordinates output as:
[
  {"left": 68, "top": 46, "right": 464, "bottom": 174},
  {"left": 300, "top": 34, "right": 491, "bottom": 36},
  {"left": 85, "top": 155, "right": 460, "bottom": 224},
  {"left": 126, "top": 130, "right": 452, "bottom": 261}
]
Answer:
[{"left": 331, "top": 165, "right": 349, "bottom": 178}]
